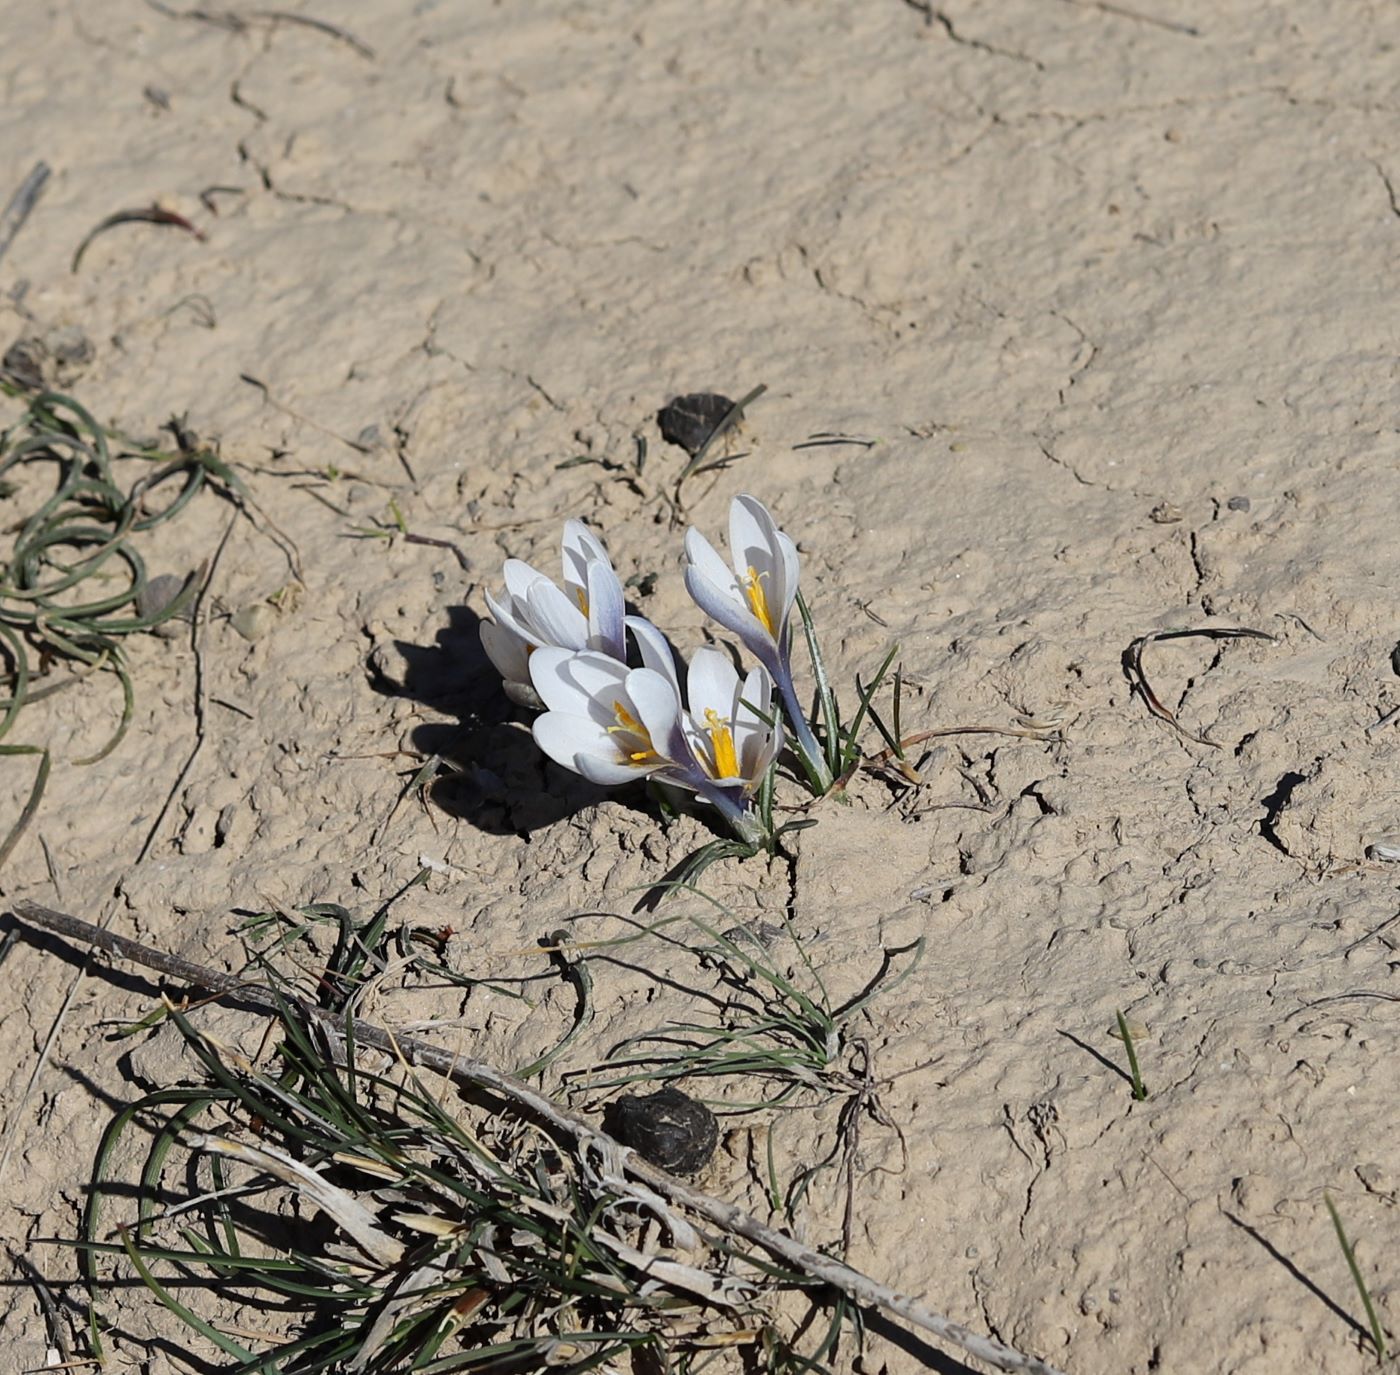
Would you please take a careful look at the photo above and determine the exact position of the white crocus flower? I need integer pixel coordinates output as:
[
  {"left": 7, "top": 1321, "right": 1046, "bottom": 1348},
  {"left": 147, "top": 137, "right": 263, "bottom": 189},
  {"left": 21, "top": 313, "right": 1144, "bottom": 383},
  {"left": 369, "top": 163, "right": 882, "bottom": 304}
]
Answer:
[
  {"left": 681, "top": 647, "right": 783, "bottom": 798},
  {"left": 682, "top": 494, "right": 798, "bottom": 679},
  {"left": 528, "top": 640, "right": 777, "bottom": 844},
  {"left": 683, "top": 494, "right": 830, "bottom": 789},
  {"left": 529, "top": 649, "right": 690, "bottom": 787},
  {"left": 480, "top": 520, "right": 626, "bottom": 707}
]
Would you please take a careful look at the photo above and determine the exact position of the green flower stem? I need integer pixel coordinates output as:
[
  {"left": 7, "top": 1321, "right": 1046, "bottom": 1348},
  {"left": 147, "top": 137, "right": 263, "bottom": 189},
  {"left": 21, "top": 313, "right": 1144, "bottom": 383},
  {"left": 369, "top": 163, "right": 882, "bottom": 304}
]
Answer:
[{"left": 776, "top": 672, "right": 833, "bottom": 794}]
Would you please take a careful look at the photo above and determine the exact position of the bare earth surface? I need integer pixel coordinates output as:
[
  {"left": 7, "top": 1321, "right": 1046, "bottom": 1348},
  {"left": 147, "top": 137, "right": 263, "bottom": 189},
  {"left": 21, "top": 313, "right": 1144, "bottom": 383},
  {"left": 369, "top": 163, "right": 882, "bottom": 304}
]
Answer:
[{"left": 5, "top": 1, "right": 1400, "bottom": 1371}]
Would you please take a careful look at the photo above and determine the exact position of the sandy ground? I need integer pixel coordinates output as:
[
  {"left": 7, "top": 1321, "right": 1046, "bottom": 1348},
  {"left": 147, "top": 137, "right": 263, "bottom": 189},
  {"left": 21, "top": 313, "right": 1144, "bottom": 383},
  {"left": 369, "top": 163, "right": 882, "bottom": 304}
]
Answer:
[{"left": 5, "top": 1, "right": 1400, "bottom": 1370}]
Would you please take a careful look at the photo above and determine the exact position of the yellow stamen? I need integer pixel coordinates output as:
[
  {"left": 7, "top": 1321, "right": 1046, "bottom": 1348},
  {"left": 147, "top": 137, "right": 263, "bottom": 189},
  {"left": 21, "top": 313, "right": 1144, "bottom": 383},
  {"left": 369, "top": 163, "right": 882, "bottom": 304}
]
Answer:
[
  {"left": 704, "top": 708, "right": 740, "bottom": 779},
  {"left": 609, "top": 700, "right": 660, "bottom": 767},
  {"left": 575, "top": 586, "right": 590, "bottom": 616},
  {"left": 743, "top": 566, "right": 775, "bottom": 637},
  {"left": 611, "top": 701, "right": 643, "bottom": 735}
]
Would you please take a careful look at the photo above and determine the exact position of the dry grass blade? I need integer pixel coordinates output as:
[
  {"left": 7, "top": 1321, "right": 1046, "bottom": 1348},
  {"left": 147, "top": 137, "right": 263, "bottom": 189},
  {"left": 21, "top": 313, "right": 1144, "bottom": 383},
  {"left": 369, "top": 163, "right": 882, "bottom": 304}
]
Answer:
[
  {"left": 189, "top": 1133, "right": 406, "bottom": 1265},
  {"left": 0, "top": 161, "right": 50, "bottom": 266},
  {"left": 1122, "top": 625, "right": 1276, "bottom": 746}
]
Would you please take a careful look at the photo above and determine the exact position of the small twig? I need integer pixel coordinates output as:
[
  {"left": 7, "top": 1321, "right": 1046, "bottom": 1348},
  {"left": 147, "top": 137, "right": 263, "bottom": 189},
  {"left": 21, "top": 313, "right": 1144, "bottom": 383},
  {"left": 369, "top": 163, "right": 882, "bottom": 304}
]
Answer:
[
  {"left": 791, "top": 434, "right": 877, "bottom": 451},
  {"left": 72, "top": 205, "right": 206, "bottom": 274},
  {"left": 1052, "top": 0, "right": 1201, "bottom": 36},
  {"left": 1122, "top": 625, "right": 1275, "bottom": 746},
  {"left": 404, "top": 532, "right": 472, "bottom": 571},
  {"left": 239, "top": 373, "right": 374, "bottom": 455},
  {"left": 133, "top": 508, "right": 236, "bottom": 864},
  {"left": 252, "top": 9, "right": 375, "bottom": 58},
  {"left": 1365, "top": 705, "right": 1400, "bottom": 737},
  {"left": 831, "top": 723, "right": 1060, "bottom": 794},
  {"left": 1274, "top": 611, "right": 1324, "bottom": 641},
  {"left": 142, "top": 1, "right": 374, "bottom": 57},
  {"left": 0, "top": 161, "right": 51, "bottom": 267},
  {"left": 13, "top": 899, "right": 1068, "bottom": 1375}
]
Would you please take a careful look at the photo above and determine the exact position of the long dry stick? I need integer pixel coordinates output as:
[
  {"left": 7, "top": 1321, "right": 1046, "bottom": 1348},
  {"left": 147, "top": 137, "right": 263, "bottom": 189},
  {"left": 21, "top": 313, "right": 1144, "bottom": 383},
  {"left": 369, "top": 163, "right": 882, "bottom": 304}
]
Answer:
[{"left": 12, "top": 898, "right": 1066, "bottom": 1375}]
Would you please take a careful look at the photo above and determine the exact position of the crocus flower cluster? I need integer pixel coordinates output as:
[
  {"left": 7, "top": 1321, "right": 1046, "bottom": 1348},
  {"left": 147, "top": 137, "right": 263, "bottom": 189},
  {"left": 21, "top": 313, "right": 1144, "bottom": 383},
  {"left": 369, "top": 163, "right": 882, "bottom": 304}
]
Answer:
[{"left": 480, "top": 496, "right": 824, "bottom": 844}]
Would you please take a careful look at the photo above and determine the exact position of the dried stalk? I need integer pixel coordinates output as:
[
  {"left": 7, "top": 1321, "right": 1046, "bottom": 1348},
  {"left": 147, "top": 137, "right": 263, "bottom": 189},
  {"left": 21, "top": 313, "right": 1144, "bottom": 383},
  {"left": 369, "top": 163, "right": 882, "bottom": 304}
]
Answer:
[{"left": 13, "top": 898, "right": 1067, "bottom": 1375}]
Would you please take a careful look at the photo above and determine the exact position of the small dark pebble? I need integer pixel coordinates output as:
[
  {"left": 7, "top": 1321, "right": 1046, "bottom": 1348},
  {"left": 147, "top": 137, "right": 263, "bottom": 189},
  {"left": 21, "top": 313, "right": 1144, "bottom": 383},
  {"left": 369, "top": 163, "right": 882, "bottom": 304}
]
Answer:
[
  {"left": 604, "top": 1086, "right": 718, "bottom": 1175},
  {"left": 138, "top": 572, "right": 192, "bottom": 638},
  {"left": 1226, "top": 495, "right": 1250, "bottom": 511},
  {"left": 1, "top": 337, "right": 46, "bottom": 389},
  {"left": 657, "top": 392, "right": 734, "bottom": 457}
]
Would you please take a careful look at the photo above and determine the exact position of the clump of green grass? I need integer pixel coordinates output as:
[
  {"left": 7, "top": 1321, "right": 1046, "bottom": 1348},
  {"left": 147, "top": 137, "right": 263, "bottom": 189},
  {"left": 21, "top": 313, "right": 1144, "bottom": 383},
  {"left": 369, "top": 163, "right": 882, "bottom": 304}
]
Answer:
[
  {"left": 66, "top": 883, "right": 856, "bottom": 1374},
  {"left": 0, "top": 388, "right": 238, "bottom": 869},
  {"left": 74, "top": 994, "right": 847, "bottom": 1374}
]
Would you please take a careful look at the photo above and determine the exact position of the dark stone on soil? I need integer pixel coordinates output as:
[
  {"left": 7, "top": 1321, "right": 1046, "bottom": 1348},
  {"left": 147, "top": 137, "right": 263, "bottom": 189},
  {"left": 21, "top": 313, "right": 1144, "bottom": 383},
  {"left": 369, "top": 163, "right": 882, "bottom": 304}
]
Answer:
[
  {"left": 657, "top": 392, "right": 735, "bottom": 457},
  {"left": 604, "top": 1086, "right": 719, "bottom": 1175}
]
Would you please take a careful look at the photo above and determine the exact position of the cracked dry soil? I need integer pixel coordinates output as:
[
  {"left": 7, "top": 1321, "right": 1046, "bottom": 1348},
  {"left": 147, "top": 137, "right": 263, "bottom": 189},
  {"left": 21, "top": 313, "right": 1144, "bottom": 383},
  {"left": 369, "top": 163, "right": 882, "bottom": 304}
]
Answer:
[{"left": 5, "top": 2, "right": 1400, "bottom": 1372}]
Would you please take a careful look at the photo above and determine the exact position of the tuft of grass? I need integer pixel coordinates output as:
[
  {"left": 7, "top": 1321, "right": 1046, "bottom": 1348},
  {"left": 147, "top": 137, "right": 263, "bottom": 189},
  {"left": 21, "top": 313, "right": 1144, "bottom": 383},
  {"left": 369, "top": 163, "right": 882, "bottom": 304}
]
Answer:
[
  {"left": 1113, "top": 1010, "right": 1148, "bottom": 1101},
  {"left": 1325, "top": 1192, "right": 1389, "bottom": 1362},
  {"left": 0, "top": 389, "right": 234, "bottom": 870},
  {"left": 793, "top": 594, "right": 914, "bottom": 797},
  {"left": 68, "top": 984, "right": 845, "bottom": 1373}
]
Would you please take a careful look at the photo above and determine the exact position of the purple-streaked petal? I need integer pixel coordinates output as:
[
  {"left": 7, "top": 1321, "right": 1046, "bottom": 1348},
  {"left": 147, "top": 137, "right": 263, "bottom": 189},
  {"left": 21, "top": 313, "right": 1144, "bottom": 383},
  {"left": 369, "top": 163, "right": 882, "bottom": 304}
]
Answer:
[
  {"left": 684, "top": 565, "right": 780, "bottom": 672},
  {"left": 585, "top": 558, "right": 626, "bottom": 659},
  {"left": 684, "top": 526, "right": 740, "bottom": 597}
]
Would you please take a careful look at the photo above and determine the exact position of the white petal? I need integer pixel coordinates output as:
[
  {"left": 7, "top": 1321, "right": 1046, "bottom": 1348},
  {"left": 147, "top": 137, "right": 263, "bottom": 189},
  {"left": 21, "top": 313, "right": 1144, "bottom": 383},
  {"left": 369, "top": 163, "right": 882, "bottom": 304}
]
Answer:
[
  {"left": 734, "top": 666, "right": 773, "bottom": 730},
  {"left": 684, "top": 526, "right": 741, "bottom": 599},
  {"left": 732, "top": 494, "right": 798, "bottom": 634},
  {"left": 576, "top": 749, "right": 662, "bottom": 787},
  {"left": 529, "top": 648, "right": 628, "bottom": 721},
  {"left": 625, "top": 667, "right": 689, "bottom": 766},
  {"left": 730, "top": 494, "right": 780, "bottom": 580},
  {"left": 483, "top": 588, "right": 538, "bottom": 647},
  {"left": 480, "top": 619, "right": 531, "bottom": 687},
  {"left": 626, "top": 616, "right": 681, "bottom": 692},
  {"left": 559, "top": 519, "right": 591, "bottom": 590},
  {"left": 774, "top": 530, "right": 800, "bottom": 625},
  {"left": 735, "top": 667, "right": 782, "bottom": 776},
  {"left": 686, "top": 647, "right": 741, "bottom": 725},
  {"left": 532, "top": 712, "right": 638, "bottom": 786},
  {"left": 502, "top": 558, "right": 547, "bottom": 602},
  {"left": 525, "top": 579, "right": 589, "bottom": 650}
]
